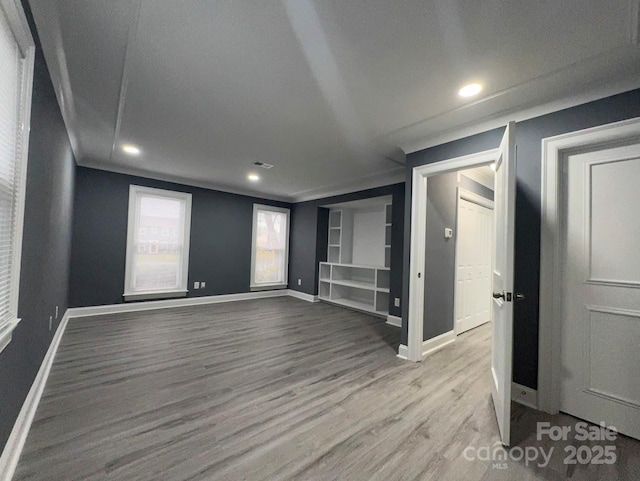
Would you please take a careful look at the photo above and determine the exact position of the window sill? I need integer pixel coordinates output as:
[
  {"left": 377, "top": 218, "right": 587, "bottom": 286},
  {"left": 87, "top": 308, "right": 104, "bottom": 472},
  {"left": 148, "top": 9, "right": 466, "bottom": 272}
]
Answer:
[
  {"left": 0, "top": 317, "right": 21, "bottom": 355},
  {"left": 250, "top": 284, "right": 288, "bottom": 292},
  {"left": 123, "top": 290, "right": 188, "bottom": 302}
]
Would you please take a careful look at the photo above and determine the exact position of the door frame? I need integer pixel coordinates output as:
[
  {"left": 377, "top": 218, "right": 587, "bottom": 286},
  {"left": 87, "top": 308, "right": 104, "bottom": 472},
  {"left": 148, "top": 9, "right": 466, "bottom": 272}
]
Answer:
[
  {"left": 406, "top": 149, "right": 498, "bottom": 362},
  {"left": 538, "top": 116, "right": 640, "bottom": 413},
  {"left": 453, "top": 188, "right": 495, "bottom": 335}
]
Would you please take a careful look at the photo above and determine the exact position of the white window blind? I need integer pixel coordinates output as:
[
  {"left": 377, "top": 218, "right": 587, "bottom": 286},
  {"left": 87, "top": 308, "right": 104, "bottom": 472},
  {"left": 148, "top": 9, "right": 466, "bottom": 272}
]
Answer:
[
  {"left": 251, "top": 205, "right": 290, "bottom": 289},
  {"left": 124, "top": 186, "right": 192, "bottom": 301},
  {"left": 0, "top": 2, "right": 33, "bottom": 353}
]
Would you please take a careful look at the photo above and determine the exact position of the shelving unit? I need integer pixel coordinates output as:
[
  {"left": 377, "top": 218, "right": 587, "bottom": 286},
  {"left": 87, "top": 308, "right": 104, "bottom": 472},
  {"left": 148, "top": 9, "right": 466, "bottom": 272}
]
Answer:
[
  {"left": 318, "top": 262, "right": 390, "bottom": 316},
  {"left": 319, "top": 196, "right": 393, "bottom": 317}
]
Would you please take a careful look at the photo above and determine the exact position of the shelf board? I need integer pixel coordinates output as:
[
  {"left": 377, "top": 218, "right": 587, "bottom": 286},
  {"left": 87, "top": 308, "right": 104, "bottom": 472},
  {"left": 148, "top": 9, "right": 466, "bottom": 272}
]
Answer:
[
  {"left": 322, "top": 262, "right": 389, "bottom": 270},
  {"left": 330, "top": 279, "right": 375, "bottom": 291},
  {"left": 319, "top": 278, "right": 331, "bottom": 283},
  {"left": 384, "top": 245, "right": 391, "bottom": 248},
  {"left": 328, "top": 244, "right": 341, "bottom": 247},
  {"left": 329, "top": 227, "right": 341, "bottom": 230},
  {"left": 325, "top": 297, "right": 375, "bottom": 312}
]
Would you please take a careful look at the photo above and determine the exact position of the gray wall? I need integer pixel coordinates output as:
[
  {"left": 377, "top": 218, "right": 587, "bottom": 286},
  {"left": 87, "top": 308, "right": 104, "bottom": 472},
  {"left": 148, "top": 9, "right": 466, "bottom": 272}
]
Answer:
[
  {"left": 423, "top": 174, "right": 493, "bottom": 340},
  {"left": 0, "top": 1, "right": 76, "bottom": 450},
  {"left": 402, "top": 88, "right": 640, "bottom": 389},
  {"left": 288, "top": 183, "right": 404, "bottom": 317},
  {"left": 69, "top": 167, "right": 291, "bottom": 307}
]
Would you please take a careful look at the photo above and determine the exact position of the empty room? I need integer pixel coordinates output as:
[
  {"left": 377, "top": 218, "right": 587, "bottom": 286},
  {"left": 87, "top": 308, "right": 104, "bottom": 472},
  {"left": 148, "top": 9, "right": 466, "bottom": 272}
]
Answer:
[{"left": 1, "top": 1, "right": 640, "bottom": 480}]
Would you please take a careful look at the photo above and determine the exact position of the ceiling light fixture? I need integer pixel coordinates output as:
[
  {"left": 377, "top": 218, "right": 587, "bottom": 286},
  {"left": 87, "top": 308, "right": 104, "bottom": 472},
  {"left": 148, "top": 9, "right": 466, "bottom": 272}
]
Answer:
[
  {"left": 122, "top": 144, "right": 141, "bottom": 155},
  {"left": 458, "top": 83, "right": 482, "bottom": 98},
  {"left": 247, "top": 173, "right": 260, "bottom": 182}
]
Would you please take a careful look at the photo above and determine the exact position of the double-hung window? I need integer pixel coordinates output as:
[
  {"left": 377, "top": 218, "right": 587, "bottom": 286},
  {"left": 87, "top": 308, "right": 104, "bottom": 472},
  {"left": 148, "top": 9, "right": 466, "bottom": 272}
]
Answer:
[
  {"left": 250, "top": 204, "right": 290, "bottom": 290},
  {"left": 0, "top": 1, "right": 35, "bottom": 353},
  {"left": 124, "top": 186, "right": 192, "bottom": 301}
]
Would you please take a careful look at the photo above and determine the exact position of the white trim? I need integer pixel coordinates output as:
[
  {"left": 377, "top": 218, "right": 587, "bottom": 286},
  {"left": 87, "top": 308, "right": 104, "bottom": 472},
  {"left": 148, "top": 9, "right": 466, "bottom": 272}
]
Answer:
[
  {"left": 0, "top": 317, "right": 20, "bottom": 354},
  {"left": 123, "top": 185, "right": 192, "bottom": 300},
  {"left": 397, "top": 344, "right": 409, "bottom": 360},
  {"left": 291, "top": 167, "right": 405, "bottom": 202},
  {"left": 250, "top": 204, "right": 290, "bottom": 290},
  {"left": 68, "top": 290, "right": 294, "bottom": 318},
  {"left": 538, "top": 116, "right": 640, "bottom": 414},
  {"left": 407, "top": 149, "right": 498, "bottom": 362},
  {"left": 458, "top": 168, "right": 494, "bottom": 191},
  {"left": 0, "top": 309, "right": 70, "bottom": 481},
  {"left": 123, "top": 290, "right": 188, "bottom": 302},
  {"left": 512, "top": 382, "right": 538, "bottom": 410},
  {"left": 422, "top": 330, "right": 456, "bottom": 359},
  {"left": 386, "top": 315, "right": 402, "bottom": 327},
  {"left": 458, "top": 187, "right": 495, "bottom": 210},
  {"left": 287, "top": 289, "right": 319, "bottom": 303}
]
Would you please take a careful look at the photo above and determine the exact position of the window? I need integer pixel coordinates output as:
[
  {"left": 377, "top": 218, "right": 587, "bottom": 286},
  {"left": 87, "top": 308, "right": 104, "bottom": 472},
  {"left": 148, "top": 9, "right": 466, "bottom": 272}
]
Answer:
[
  {"left": 124, "top": 186, "right": 192, "bottom": 301},
  {"left": 251, "top": 204, "right": 290, "bottom": 289},
  {"left": 0, "top": 1, "right": 35, "bottom": 353}
]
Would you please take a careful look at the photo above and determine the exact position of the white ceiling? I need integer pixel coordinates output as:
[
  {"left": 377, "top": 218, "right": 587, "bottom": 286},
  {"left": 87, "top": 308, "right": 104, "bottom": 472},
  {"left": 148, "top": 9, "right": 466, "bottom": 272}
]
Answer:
[{"left": 29, "top": 0, "right": 640, "bottom": 202}]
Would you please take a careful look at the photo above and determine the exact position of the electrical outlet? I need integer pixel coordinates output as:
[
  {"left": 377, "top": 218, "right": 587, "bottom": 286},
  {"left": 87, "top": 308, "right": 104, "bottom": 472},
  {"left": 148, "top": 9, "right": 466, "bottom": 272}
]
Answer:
[
  {"left": 55, "top": 306, "right": 59, "bottom": 319},
  {"left": 201, "top": 281, "right": 206, "bottom": 288},
  {"left": 49, "top": 316, "right": 52, "bottom": 331},
  {"left": 394, "top": 297, "right": 400, "bottom": 307},
  {"left": 194, "top": 281, "right": 200, "bottom": 289},
  {"left": 297, "top": 279, "right": 301, "bottom": 285}
]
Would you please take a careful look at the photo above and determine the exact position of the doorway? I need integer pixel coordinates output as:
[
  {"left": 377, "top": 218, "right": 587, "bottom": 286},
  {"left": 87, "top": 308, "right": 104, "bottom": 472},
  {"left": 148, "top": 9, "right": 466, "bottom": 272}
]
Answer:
[
  {"left": 407, "top": 122, "right": 516, "bottom": 446},
  {"left": 539, "top": 117, "right": 640, "bottom": 440}
]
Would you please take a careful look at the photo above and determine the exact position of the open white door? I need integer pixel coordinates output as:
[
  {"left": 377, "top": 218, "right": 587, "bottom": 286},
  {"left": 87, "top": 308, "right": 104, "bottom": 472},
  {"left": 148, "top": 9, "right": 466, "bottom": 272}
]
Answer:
[{"left": 491, "top": 121, "right": 516, "bottom": 446}]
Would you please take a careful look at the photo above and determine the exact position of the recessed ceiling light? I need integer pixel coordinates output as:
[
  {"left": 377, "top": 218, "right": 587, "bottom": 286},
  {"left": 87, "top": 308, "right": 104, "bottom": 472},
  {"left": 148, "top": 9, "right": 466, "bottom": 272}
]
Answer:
[
  {"left": 247, "top": 173, "right": 260, "bottom": 182},
  {"left": 122, "top": 144, "right": 141, "bottom": 155},
  {"left": 458, "top": 83, "right": 483, "bottom": 98}
]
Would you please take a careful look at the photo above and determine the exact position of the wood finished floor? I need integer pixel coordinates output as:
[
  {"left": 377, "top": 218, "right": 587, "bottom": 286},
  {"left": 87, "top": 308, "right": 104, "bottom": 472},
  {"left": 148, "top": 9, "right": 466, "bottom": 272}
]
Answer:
[{"left": 13, "top": 297, "right": 640, "bottom": 480}]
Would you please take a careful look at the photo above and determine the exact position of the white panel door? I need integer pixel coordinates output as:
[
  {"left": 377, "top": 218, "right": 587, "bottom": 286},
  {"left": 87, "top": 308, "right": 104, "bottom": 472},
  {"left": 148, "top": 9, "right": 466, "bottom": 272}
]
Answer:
[
  {"left": 560, "top": 143, "right": 640, "bottom": 439},
  {"left": 491, "top": 121, "right": 516, "bottom": 447},
  {"left": 455, "top": 198, "right": 493, "bottom": 334}
]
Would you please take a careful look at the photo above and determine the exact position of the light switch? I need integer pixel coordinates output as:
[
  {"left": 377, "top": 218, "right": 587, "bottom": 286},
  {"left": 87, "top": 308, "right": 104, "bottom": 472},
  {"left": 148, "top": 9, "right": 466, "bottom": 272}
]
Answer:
[
  {"left": 194, "top": 281, "right": 200, "bottom": 289},
  {"left": 201, "top": 282, "right": 206, "bottom": 288},
  {"left": 444, "top": 228, "right": 453, "bottom": 239}
]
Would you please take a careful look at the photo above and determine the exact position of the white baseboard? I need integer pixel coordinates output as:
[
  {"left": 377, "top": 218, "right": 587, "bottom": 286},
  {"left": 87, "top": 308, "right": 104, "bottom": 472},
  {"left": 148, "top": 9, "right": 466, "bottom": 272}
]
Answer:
[
  {"left": 422, "top": 330, "right": 456, "bottom": 359},
  {"left": 66, "top": 289, "right": 317, "bottom": 318},
  {"left": 287, "top": 289, "right": 319, "bottom": 303},
  {"left": 386, "top": 315, "right": 402, "bottom": 327},
  {"left": 0, "top": 310, "right": 71, "bottom": 481},
  {"left": 512, "top": 382, "right": 538, "bottom": 410},
  {"left": 397, "top": 344, "right": 409, "bottom": 360}
]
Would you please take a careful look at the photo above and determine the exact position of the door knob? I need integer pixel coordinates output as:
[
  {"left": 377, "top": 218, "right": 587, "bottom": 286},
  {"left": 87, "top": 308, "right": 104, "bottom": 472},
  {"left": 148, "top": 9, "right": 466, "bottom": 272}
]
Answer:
[
  {"left": 515, "top": 293, "right": 525, "bottom": 301},
  {"left": 492, "top": 292, "right": 505, "bottom": 300}
]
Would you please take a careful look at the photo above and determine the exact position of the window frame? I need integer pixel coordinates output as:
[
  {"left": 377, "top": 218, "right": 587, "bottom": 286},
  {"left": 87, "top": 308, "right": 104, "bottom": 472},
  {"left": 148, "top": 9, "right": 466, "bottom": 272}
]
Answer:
[
  {"left": 123, "top": 185, "right": 192, "bottom": 302},
  {"left": 250, "top": 204, "right": 290, "bottom": 291},
  {"left": 0, "top": 0, "right": 35, "bottom": 354}
]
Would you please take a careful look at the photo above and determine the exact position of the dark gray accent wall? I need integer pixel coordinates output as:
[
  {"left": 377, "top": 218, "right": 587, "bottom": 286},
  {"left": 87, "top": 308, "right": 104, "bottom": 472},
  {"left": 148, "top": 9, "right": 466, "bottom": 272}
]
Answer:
[
  {"left": 69, "top": 167, "right": 291, "bottom": 307},
  {"left": 288, "top": 183, "right": 404, "bottom": 317},
  {"left": 0, "top": 1, "right": 76, "bottom": 450},
  {"left": 423, "top": 174, "right": 493, "bottom": 340},
  {"left": 403, "top": 88, "right": 640, "bottom": 389}
]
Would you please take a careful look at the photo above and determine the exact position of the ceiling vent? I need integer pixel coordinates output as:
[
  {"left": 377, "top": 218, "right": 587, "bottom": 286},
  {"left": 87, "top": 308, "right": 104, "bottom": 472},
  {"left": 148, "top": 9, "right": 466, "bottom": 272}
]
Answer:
[{"left": 254, "top": 161, "right": 274, "bottom": 169}]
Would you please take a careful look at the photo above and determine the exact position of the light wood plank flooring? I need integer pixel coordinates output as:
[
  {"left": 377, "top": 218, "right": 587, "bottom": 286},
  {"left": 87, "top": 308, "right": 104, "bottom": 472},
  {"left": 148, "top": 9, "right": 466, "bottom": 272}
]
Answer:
[{"left": 13, "top": 297, "right": 640, "bottom": 480}]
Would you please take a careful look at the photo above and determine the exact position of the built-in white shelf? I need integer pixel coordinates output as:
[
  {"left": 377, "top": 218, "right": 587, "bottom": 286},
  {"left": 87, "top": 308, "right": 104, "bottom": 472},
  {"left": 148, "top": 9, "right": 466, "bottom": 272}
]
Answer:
[
  {"left": 320, "top": 198, "right": 392, "bottom": 316},
  {"left": 318, "top": 262, "right": 390, "bottom": 317}
]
